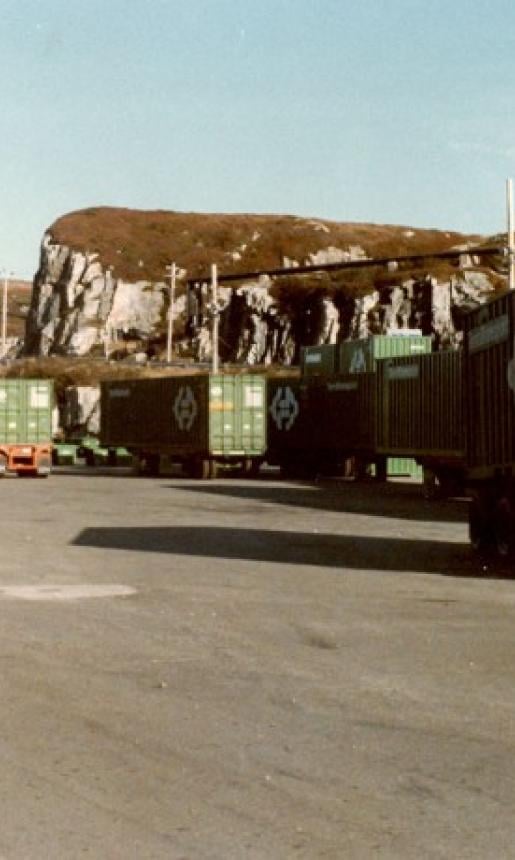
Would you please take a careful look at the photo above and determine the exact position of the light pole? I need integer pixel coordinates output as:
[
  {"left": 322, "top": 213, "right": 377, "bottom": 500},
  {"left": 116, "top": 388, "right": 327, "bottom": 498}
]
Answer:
[{"left": 211, "top": 263, "right": 219, "bottom": 373}]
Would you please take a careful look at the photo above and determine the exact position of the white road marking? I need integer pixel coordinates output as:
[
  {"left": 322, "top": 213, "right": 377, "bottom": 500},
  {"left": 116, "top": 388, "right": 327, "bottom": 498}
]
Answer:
[{"left": 0, "top": 585, "right": 136, "bottom": 601}]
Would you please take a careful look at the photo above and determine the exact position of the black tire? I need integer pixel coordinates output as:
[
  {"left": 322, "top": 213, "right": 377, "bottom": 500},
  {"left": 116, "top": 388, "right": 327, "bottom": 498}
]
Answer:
[
  {"left": 494, "top": 497, "right": 515, "bottom": 560},
  {"left": 291, "top": 463, "right": 318, "bottom": 480},
  {"left": 137, "top": 453, "right": 160, "bottom": 476},
  {"left": 468, "top": 491, "right": 494, "bottom": 553},
  {"left": 423, "top": 468, "right": 438, "bottom": 501},
  {"left": 375, "top": 457, "right": 387, "bottom": 483},
  {"left": 36, "top": 456, "right": 52, "bottom": 477},
  {"left": 354, "top": 458, "right": 372, "bottom": 482},
  {"left": 189, "top": 457, "right": 212, "bottom": 480},
  {"left": 240, "top": 458, "right": 260, "bottom": 478}
]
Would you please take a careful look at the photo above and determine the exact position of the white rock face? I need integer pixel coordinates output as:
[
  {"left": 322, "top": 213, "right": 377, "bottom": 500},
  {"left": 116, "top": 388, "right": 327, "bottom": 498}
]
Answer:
[
  {"left": 309, "top": 245, "right": 367, "bottom": 265},
  {"left": 108, "top": 280, "right": 165, "bottom": 335},
  {"left": 24, "top": 231, "right": 504, "bottom": 363},
  {"left": 25, "top": 233, "right": 168, "bottom": 356},
  {"left": 61, "top": 385, "right": 100, "bottom": 436}
]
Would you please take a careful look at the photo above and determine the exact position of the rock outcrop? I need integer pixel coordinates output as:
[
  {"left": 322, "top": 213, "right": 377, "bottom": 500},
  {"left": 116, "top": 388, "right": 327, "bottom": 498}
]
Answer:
[{"left": 24, "top": 208, "right": 507, "bottom": 362}]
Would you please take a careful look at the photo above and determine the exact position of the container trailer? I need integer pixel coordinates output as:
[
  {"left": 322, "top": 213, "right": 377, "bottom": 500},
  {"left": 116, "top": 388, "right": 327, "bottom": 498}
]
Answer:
[
  {"left": 101, "top": 373, "right": 266, "bottom": 478},
  {"left": 339, "top": 334, "right": 432, "bottom": 375},
  {"left": 462, "top": 290, "right": 515, "bottom": 557},
  {"left": 278, "top": 335, "right": 432, "bottom": 479},
  {"left": 376, "top": 350, "right": 465, "bottom": 497}
]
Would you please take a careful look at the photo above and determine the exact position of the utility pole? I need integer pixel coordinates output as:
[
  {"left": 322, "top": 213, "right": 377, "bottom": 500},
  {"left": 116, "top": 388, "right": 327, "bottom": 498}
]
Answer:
[
  {"left": 166, "top": 262, "right": 176, "bottom": 363},
  {"left": 211, "top": 263, "right": 219, "bottom": 373},
  {"left": 104, "top": 267, "right": 113, "bottom": 359},
  {"left": 507, "top": 178, "right": 514, "bottom": 290},
  {"left": 1, "top": 272, "right": 8, "bottom": 358}
]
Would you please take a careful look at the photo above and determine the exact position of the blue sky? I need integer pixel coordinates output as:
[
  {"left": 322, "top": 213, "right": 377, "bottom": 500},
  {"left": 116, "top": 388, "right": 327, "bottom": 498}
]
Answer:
[{"left": 1, "top": 0, "right": 514, "bottom": 278}]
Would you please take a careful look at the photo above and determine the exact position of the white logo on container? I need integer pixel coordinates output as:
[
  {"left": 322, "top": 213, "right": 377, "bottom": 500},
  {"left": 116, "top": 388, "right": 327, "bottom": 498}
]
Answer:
[
  {"left": 349, "top": 347, "right": 366, "bottom": 374},
  {"left": 173, "top": 386, "right": 198, "bottom": 431},
  {"left": 269, "top": 386, "right": 299, "bottom": 431}
]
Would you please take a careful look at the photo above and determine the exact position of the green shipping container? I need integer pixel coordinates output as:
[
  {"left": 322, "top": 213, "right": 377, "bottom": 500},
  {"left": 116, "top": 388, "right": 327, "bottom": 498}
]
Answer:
[
  {"left": 52, "top": 442, "right": 79, "bottom": 465},
  {"left": 267, "top": 377, "right": 315, "bottom": 470},
  {"left": 463, "top": 290, "right": 515, "bottom": 478},
  {"left": 386, "top": 458, "right": 423, "bottom": 479},
  {"left": 0, "top": 379, "right": 53, "bottom": 443},
  {"left": 267, "top": 373, "right": 377, "bottom": 476},
  {"left": 101, "top": 374, "right": 267, "bottom": 472},
  {"left": 376, "top": 351, "right": 463, "bottom": 460},
  {"left": 316, "top": 373, "right": 377, "bottom": 457},
  {"left": 300, "top": 344, "right": 338, "bottom": 377},
  {"left": 339, "top": 334, "right": 432, "bottom": 375}
]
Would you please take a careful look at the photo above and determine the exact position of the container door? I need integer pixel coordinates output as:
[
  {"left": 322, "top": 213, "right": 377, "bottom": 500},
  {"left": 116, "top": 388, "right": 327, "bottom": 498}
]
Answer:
[
  {"left": 0, "top": 381, "right": 22, "bottom": 443},
  {"left": 170, "top": 376, "right": 207, "bottom": 453},
  {"left": 239, "top": 376, "right": 266, "bottom": 455},
  {"left": 25, "top": 381, "right": 52, "bottom": 442},
  {"left": 209, "top": 376, "right": 236, "bottom": 453}
]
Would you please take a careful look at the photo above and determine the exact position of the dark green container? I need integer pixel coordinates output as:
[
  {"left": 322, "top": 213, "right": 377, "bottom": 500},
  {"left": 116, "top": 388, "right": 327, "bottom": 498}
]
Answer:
[
  {"left": 0, "top": 379, "right": 53, "bottom": 443},
  {"left": 267, "top": 373, "right": 376, "bottom": 476},
  {"left": 267, "top": 377, "right": 314, "bottom": 470},
  {"left": 315, "top": 373, "right": 377, "bottom": 457},
  {"left": 339, "top": 334, "right": 432, "bottom": 375},
  {"left": 463, "top": 290, "right": 515, "bottom": 478},
  {"left": 376, "top": 351, "right": 463, "bottom": 460},
  {"left": 300, "top": 344, "right": 338, "bottom": 377},
  {"left": 101, "top": 374, "right": 267, "bottom": 464}
]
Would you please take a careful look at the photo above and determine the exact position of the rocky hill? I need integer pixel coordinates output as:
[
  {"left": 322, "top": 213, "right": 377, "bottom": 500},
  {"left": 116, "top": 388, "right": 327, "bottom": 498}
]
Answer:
[{"left": 24, "top": 207, "right": 507, "bottom": 363}]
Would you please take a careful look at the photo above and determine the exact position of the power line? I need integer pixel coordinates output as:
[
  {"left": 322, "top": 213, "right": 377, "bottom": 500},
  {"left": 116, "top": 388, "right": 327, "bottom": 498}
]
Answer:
[{"left": 186, "top": 244, "right": 505, "bottom": 288}]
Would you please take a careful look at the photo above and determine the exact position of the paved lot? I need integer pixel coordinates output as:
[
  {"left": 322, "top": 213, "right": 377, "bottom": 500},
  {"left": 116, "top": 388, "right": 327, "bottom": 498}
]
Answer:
[{"left": 0, "top": 469, "right": 513, "bottom": 858}]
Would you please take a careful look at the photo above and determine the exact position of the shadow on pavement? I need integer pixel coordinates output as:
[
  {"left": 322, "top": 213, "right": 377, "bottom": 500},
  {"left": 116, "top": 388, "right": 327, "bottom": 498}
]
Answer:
[
  {"left": 166, "top": 479, "right": 468, "bottom": 525},
  {"left": 72, "top": 525, "right": 500, "bottom": 578}
]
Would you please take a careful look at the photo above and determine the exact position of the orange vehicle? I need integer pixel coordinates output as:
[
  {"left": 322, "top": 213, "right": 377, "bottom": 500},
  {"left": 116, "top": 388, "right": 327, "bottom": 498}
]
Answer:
[{"left": 0, "top": 442, "right": 53, "bottom": 477}]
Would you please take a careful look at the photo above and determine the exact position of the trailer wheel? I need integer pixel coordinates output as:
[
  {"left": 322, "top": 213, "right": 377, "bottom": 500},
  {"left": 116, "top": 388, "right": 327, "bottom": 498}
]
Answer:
[
  {"left": 35, "top": 455, "right": 52, "bottom": 477},
  {"left": 189, "top": 457, "right": 212, "bottom": 480},
  {"left": 241, "top": 458, "right": 260, "bottom": 478},
  {"left": 493, "top": 497, "right": 515, "bottom": 559},
  {"left": 84, "top": 449, "right": 95, "bottom": 467},
  {"left": 279, "top": 461, "right": 316, "bottom": 480},
  {"left": 375, "top": 457, "right": 388, "bottom": 483},
  {"left": 354, "top": 458, "right": 372, "bottom": 482},
  {"left": 137, "top": 453, "right": 160, "bottom": 476},
  {"left": 423, "top": 468, "right": 438, "bottom": 501},
  {"left": 468, "top": 491, "right": 493, "bottom": 552}
]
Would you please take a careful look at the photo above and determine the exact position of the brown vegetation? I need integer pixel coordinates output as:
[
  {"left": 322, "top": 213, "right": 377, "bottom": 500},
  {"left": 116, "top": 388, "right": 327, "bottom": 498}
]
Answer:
[
  {"left": 0, "top": 357, "right": 298, "bottom": 400},
  {"left": 49, "top": 207, "right": 482, "bottom": 285},
  {"left": 3, "top": 280, "right": 32, "bottom": 339}
]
